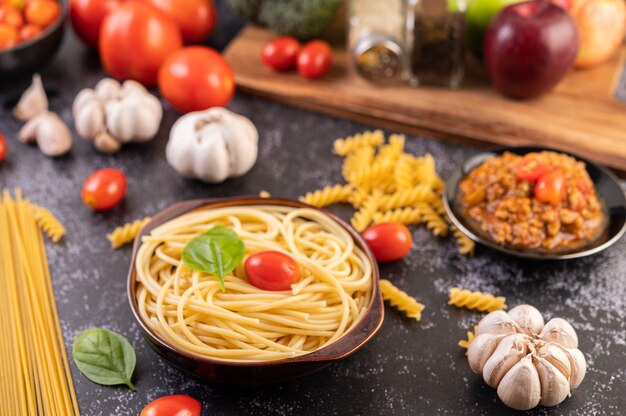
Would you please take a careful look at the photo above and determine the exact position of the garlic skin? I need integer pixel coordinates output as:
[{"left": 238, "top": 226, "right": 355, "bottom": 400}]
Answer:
[
  {"left": 13, "top": 74, "right": 49, "bottom": 121},
  {"left": 166, "top": 108, "right": 258, "bottom": 183},
  {"left": 19, "top": 112, "right": 72, "bottom": 157},
  {"left": 466, "top": 305, "right": 586, "bottom": 411}
]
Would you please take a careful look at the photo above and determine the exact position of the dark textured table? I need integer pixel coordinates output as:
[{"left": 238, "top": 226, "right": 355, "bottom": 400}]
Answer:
[{"left": 1, "top": 2, "right": 625, "bottom": 415}]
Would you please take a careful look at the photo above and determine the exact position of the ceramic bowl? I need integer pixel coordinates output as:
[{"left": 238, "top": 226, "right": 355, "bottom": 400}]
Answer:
[
  {"left": 444, "top": 146, "right": 626, "bottom": 260},
  {"left": 0, "top": 0, "right": 67, "bottom": 73},
  {"left": 127, "top": 197, "right": 384, "bottom": 383}
]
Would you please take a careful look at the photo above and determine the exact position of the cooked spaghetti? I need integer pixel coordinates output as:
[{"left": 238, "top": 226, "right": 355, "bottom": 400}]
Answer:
[{"left": 134, "top": 205, "right": 373, "bottom": 362}]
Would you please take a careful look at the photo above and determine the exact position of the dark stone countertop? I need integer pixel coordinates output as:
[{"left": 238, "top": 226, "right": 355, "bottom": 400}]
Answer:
[{"left": 0, "top": 2, "right": 624, "bottom": 415}]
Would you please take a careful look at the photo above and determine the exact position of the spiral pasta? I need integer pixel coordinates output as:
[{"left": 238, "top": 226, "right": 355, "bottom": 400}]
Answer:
[
  {"left": 394, "top": 155, "right": 414, "bottom": 191},
  {"left": 415, "top": 154, "right": 444, "bottom": 191},
  {"left": 377, "top": 185, "right": 437, "bottom": 211},
  {"left": 373, "top": 207, "right": 422, "bottom": 226},
  {"left": 452, "top": 226, "right": 475, "bottom": 255},
  {"left": 107, "top": 217, "right": 152, "bottom": 249},
  {"left": 351, "top": 191, "right": 381, "bottom": 232},
  {"left": 448, "top": 288, "right": 507, "bottom": 312},
  {"left": 34, "top": 206, "right": 66, "bottom": 243},
  {"left": 343, "top": 146, "right": 375, "bottom": 182},
  {"left": 458, "top": 325, "right": 477, "bottom": 354},
  {"left": 379, "top": 279, "right": 424, "bottom": 321},
  {"left": 299, "top": 184, "right": 354, "bottom": 207},
  {"left": 348, "top": 161, "right": 394, "bottom": 192},
  {"left": 333, "top": 130, "right": 384, "bottom": 156},
  {"left": 416, "top": 203, "right": 448, "bottom": 237}
]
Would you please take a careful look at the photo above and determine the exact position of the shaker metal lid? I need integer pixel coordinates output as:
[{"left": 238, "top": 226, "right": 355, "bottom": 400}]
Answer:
[{"left": 353, "top": 33, "right": 403, "bottom": 83}]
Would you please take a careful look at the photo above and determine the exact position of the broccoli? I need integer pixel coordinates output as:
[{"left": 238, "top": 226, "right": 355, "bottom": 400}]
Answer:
[{"left": 227, "top": 0, "right": 342, "bottom": 40}]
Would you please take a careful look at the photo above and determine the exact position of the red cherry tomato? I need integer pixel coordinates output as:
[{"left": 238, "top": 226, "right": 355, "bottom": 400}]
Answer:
[
  {"left": 81, "top": 168, "right": 127, "bottom": 211},
  {"left": 0, "top": 5, "right": 24, "bottom": 28},
  {"left": 262, "top": 36, "right": 301, "bottom": 71},
  {"left": 0, "top": 23, "right": 19, "bottom": 49},
  {"left": 24, "top": 0, "right": 60, "bottom": 28},
  {"left": 245, "top": 251, "right": 300, "bottom": 291},
  {"left": 0, "top": 133, "right": 7, "bottom": 162},
  {"left": 138, "top": 0, "right": 216, "bottom": 43},
  {"left": 158, "top": 46, "right": 234, "bottom": 113},
  {"left": 534, "top": 169, "right": 565, "bottom": 205},
  {"left": 362, "top": 222, "right": 412, "bottom": 262},
  {"left": 515, "top": 154, "right": 549, "bottom": 182},
  {"left": 140, "top": 395, "right": 201, "bottom": 416},
  {"left": 297, "top": 40, "right": 332, "bottom": 79},
  {"left": 20, "top": 23, "right": 42, "bottom": 41},
  {"left": 100, "top": 2, "right": 183, "bottom": 85},
  {"left": 70, "top": 0, "right": 123, "bottom": 49}
]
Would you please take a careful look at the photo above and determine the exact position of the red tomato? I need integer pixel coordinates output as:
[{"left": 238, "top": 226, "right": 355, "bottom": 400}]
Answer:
[
  {"left": 0, "top": 133, "right": 7, "bottom": 162},
  {"left": 0, "top": 5, "right": 24, "bottom": 28},
  {"left": 81, "top": 168, "right": 127, "bottom": 211},
  {"left": 138, "top": 0, "right": 216, "bottom": 43},
  {"left": 362, "top": 223, "right": 412, "bottom": 262},
  {"left": 262, "top": 36, "right": 301, "bottom": 71},
  {"left": 158, "top": 46, "right": 234, "bottom": 113},
  {"left": 140, "top": 395, "right": 201, "bottom": 416},
  {"left": 20, "top": 23, "right": 42, "bottom": 41},
  {"left": 100, "top": 2, "right": 183, "bottom": 85},
  {"left": 515, "top": 154, "right": 549, "bottom": 182},
  {"left": 0, "top": 22, "right": 19, "bottom": 49},
  {"left": 245, "top": 251, "right": 300, "bottom": 291},
  {"left": 24, "top": 0, "right": 60, "bottom": 28},
  {"left": 534, "top": 169, "right": 565, "bottom": 205},
  {"left": 297, "top": 40, "right": 332, "bottom": 79},
  {"left": 70, "top": 0, "right": 123, "bottom": 49}
]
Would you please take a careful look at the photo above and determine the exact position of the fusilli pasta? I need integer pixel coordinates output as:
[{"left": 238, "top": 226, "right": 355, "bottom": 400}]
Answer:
[
  {"left": 416, "top": 203, "right": 448, "bottom": 237},
  {"left": 299, "top": 184, "right": 353, "bottom": 207},
  {"left": 333, "top": 130, "right": 384, "bottom": 156},
  {"left": 34, "top": 206, "right": 65, "bottom": 243},
  {"left": 351, "top": 191, "right": 380, "bottom": 232},
  {"left": 394, "top": 154, "right": 414, "bottom": 191},
  {"left": 452, "top": 226, "right": 475, "bottom": 255},
  {"left": 377, "top": 185, "right": 437, "bottom": 211},
  {"left": 373, "top": 207, "right": 422, "bottom": 225},
  {"left": 379, "top": 279, "right": 425, "bottom": 321},
  {"left": 259, "top": 190, "right": 271, "bottom": 198},
  {"left": 107, "top": 217, "right": 152, "bottom": 249},
  {"left": 448, "top": 288, "right": 507, "bottom": 312},
  {"left": 458, "top": 325, "right": 477, "bottom": 354}
]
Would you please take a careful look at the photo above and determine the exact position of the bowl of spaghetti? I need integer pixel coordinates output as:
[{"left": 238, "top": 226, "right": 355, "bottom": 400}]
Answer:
[{"left": 127, "top": 197, "right": 384, "bottom": 383}]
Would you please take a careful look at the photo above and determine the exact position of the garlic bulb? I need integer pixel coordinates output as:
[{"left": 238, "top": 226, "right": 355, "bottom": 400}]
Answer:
[
  {"left": 19, "top": 112, "right": 72, "bottom": 157},
  {"left": 72, "top": 78, "right": 162, "bottom": 153},
  {"left": 467, "top": 306, "right": 586, "bottom": 411},
  {"left": 13, "top": 74, "right": 48, "bottom": 122},
  {"left": 166, "top": 108, "right": 258, "bottom": 183}
]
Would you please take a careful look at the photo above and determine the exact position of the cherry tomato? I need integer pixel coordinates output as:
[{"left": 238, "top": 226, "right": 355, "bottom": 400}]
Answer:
[
  {"left": 20, "top": 23, "right": 42, "bottom": 41},
  {"left": 140, "top": 395, "right": 201, "bottom": 416},
  {"left": 297, "top": 40, "right": 332, "bottom": 79},
  {"left": 362, "top": 222, "right": 412, "bottom": 262},
  {"left": 0, "top": 5, "right": 24, "bottom": 28},
  {"left": 100, "top": 2, "right": 183, "bottom": 85},
  {"left": 515, "top": 154, "right": 549, "bottom": 182},
  {"left": 245, "top": 251, "right": 300, "bottom": 291},
  {"left": 139, "top": 0, "right": 216, "bottom": 43},
  {"left": 24, "top": 0, "right": 60, "bottom": 28},
  {"left": 262, "top": 36, "right": 301, "bottom": 71},
  {"left": 81, "top": 168, "right": 127, "bottom": 211},
  {"left": 0, "top": 22, "right": 19, "bottom": 49},
  {"left": 534, "top": 169, "right": 565, "bottom": 206},
  {"left": 0, "top": 133, "right": 7, "bottom": 162},
  {"left": 158, "top": 46, "right": 234, "bottom": 113},
  {"left": 70, "top": 0, "right": 123, "bottom": 49}
]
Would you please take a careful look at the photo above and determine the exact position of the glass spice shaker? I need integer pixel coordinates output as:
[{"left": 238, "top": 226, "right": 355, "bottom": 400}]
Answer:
[
  {"left": 348, "top": 0, "right": 407, "bottom": 84},
  {"left": 407, "top": 0, "right": 466, "bottom": 88}
]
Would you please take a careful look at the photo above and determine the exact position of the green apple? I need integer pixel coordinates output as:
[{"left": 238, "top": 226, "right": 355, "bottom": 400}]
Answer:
[{"left": 466, "top": 0, "right": 525, "bottom": 56}]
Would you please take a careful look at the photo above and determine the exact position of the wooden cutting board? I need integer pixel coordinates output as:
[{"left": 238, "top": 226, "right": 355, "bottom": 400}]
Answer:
[{"left": 224, "top": 25, "right": 626, "bottom": 171}]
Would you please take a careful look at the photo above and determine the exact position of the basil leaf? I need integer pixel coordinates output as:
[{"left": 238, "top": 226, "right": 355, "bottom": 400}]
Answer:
[
  {"left": 72, "top": 328, "right": 137, "bottom": 391},
  {"left": 182, "top": 225, "right": 245, "bottom": 290}
]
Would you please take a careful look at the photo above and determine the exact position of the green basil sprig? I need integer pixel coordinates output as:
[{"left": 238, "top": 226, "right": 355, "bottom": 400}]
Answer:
[
  {"left": 182, "top": 225, "right": 245, "bottom": 291},
  {"left": 72, "top": 328, "right": 137, "bottom": 391}
]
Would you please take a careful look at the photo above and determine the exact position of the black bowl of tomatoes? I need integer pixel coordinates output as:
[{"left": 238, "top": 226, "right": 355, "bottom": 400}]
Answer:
[{"left": 0, "top": 0, "right": 66, "bottom": 73}]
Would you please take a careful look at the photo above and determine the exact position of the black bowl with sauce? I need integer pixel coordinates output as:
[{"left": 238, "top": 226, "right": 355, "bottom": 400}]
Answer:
[{"left": 444, "top": 146, "right": 626, "bottom": 259}]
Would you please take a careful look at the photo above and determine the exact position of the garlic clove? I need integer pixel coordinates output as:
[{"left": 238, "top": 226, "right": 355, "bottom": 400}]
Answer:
[
  {"left": 33, "top": 112, "right": 72, "bottom": 157},
  {"left": 496, "top": 355, "right": 541, "bottom": 411},
  {"left": 13, "top": 73, "right": 48, "bottom": 122},
  {"left": 18, "top": 115, "right": 43, "bottom": 143},
  {"left": 537, "top": 343, "right": 571, "bottom": 381},
  {"left": 539, "top": 318, "right": 578, "bottom": 348},
  {"left": 105, "top": 92, "right": 162, "bottom": 143},
  {"left": 476, "top": 310, "right": 521, "bottom": 336},
  {"left": 95, "top": 78, "right": 121, "bottom": 101},
  {"left": 535, "top": 356, "right": 571, "bottom": 406},
  {"left": 467, "top": 333, "right": 507, "bottom": 374},
  {"left": 563, "top": 347, "right": 586, "bottom": 389},
  {"left": 482, "top": 334, "right": 528, "bottom": 388},
  {"left": 507, "top": 304, "right": 544, "bottom": 335},
  {"left": 73, "top": 91, "right": 105, "bottom": 140},
  {"left": 121, "top": 79, "right": 148, "bottom": 95},
  {"left": 94, "top": 132, "right": 121, "bottom": 154}
]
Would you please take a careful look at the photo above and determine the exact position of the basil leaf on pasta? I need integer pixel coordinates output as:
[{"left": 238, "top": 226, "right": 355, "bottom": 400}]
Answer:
[
  {"left": 72, "top": 328, "right": 137, "bottom": 391},
  {"left": 182, "top": 225, "right": 245, "bottom": 290}
]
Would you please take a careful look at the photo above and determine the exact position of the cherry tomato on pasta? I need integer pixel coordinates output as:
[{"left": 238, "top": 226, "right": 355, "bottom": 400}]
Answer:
[
  {"left": 262, "top": 36, "right": 301, "bottom": 71},
  {"left": 515, "top": 154, "right": 549, "bottom": 182},
  {"left": 81, "top": 168, "right": 127, "bottom": 211},
  {"left": 297, "top": 40, "right": 332, "bottom": 79},
  {"left": 140, "top": 395, "right": 201, "bottom": 416},
  {"left": 245, "top": 251, "right": 300, "bottom": 291},
  {"left": 362, "top": 222, "right": 412, "bottom": 262},
  {"left": 0, "top": 133, "right": 7, "bottom": 162},
  {"left": 534, "top": 169, "right": 565, "bottom": 205}
]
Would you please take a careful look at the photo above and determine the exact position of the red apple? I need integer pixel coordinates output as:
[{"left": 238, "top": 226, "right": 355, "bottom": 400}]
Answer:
[{"left": 484, "top": 1, "right": 579, "bottom": 99}]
